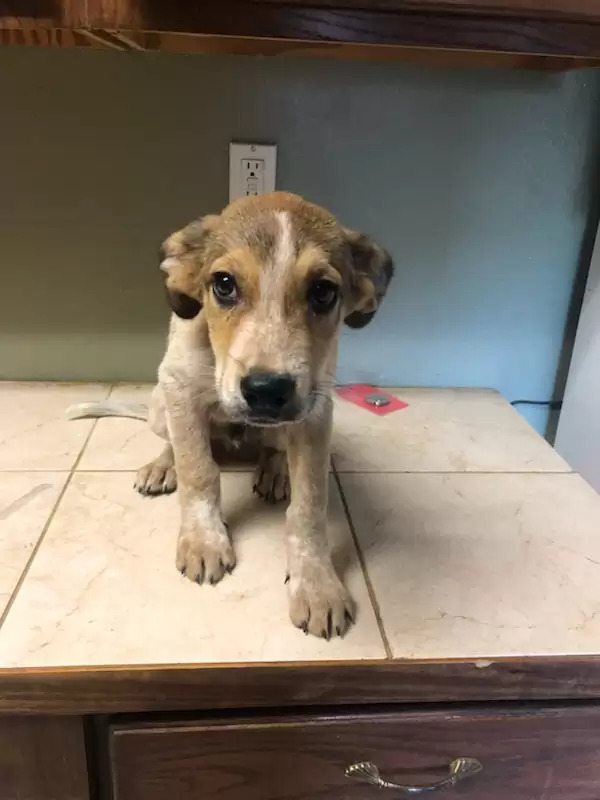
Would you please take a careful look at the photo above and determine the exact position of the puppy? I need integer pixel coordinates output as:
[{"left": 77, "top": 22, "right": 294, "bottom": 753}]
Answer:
[{"left": 93, "top": 193, "right": 392, "bottom": 638}]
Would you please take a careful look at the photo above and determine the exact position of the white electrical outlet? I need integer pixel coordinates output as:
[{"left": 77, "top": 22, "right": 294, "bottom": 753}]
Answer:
[
  {"left": 229, "top": 143, "right": 276, "bottom": 202},
  {"left": 242, "top": 158, "right": 265, "bottom": 196}
]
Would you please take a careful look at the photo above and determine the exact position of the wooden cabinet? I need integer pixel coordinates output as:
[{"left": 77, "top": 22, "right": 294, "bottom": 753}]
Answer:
[
  {"left": 0, "top": 716, "right": 90, "bottom": 800},
  {"left": 6, "top": 673, "right": 600, "bottom": 799},
  {"left": 2, "top": 0, "right": 600, "bottom": 67},
  {"left": 110, "top": 706, "right": 600, "bottom": 800}
]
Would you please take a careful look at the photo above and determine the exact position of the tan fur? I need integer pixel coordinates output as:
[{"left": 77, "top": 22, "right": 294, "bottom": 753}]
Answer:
[{"left": 141, "top": 192, "right": 393, "bottom": 638}]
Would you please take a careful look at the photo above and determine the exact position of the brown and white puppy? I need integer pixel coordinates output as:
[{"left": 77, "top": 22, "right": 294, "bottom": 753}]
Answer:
[{"left": 138, "top": 192, "right": 393, "bottom": 638}]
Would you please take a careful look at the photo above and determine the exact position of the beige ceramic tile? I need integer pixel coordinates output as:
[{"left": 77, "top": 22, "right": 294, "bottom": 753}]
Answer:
[
  {"left": 0, "top": 472, "right": 384, "bottom": 667},
  {"left": 0, "top": 473, "right": 67, "bottom": 616},
  {"left": 340, "top": 471, "right": 600, "bottom": 659},
  {"left": 77, "top": 384, "right": 161, "bottom": 472},
  {"left": 332, "top": 388, "right": 570, "bottom": 473},
  {"left": 0, "top": 382, "right": 109, "bottom": 470},
  {"left": 79, "top": 384, "right": 260, "bottom": 472}
]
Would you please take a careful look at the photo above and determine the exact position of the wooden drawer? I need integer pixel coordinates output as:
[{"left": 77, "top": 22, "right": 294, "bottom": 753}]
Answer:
[{"left": 110, "top": 705, "right": 600, "bottom": 800}]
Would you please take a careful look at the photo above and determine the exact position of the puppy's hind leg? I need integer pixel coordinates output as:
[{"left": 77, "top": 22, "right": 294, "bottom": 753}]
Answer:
[
  {"left": 135, "top": 384, "right": 177, "bottom": 496},
  {"left": 253, "top": 428, "right": 290, "bottom": 504},
  {"left": 253, "top": 447, "right": 290, "bottom": 504},
  {"left": 135, "top": 443, "right": 177, "bottom": 496}
]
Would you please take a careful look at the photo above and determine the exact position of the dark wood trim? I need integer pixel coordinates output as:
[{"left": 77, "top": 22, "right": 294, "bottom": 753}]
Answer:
[
  {"left": 110, "top": 32, "right": 598, "bottom": 71},
  {"left": 3, "top": 0, "right": 600, "bottom": 29},
  {"left": 0, "top": 715, "right": 90, "bottom": 800},
  {"left": 254, "top": 0, "right": 600, "bottom": 23},
  {"left": 0, "top": 0, "right": 86, "bottom": 29},
  {"left": 2, "top": 1, "right": 600, "bottom": 61},
  {"left": 85, "top": 3, "right": 600, "bottom": 59},
  {"left": 2, "top": 26, "right": 597, "bottom": 68},
  {"left": 0, "top": 26, "right": 123, "bottom": 47},
  {"left": 4, "top": 657, "right": 600, "bottom": 715}
]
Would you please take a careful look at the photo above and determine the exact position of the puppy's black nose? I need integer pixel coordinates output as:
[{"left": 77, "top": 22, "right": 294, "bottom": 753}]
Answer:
[{"left": 241, "top": 372, "right": 296, "bottom": 417}]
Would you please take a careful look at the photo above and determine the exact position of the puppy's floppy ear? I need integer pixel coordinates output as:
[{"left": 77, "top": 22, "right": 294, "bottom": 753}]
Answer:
[
  {"left": 343, "top": 227, "right": 394, "bottom": 329},
  {"left": 159, "top": 215, "right": 220, "bottom": 319}
]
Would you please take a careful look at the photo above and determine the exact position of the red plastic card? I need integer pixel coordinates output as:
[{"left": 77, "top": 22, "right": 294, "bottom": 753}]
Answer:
[{"left": 336, "top": 384, "right": 409, "bottom": 416}]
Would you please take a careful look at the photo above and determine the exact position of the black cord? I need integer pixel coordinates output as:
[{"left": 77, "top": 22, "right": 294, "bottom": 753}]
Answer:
[{"left": 510, "top": 399, "right": 563, "bottom": 411}]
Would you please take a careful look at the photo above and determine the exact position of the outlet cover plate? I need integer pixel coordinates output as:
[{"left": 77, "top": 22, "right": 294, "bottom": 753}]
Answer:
[{"left": 229, "top": 142, "right": 277, "bottom": 202}]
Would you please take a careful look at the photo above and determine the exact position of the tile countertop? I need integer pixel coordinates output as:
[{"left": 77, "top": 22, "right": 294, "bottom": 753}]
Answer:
[{"left": 1, "top": 381, "right": 599, "bottom": 670}]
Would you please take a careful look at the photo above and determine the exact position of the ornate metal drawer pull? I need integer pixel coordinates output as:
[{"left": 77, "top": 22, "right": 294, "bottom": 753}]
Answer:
[{"left": 345, "top": 757, "right": 483, "bottom": 794}]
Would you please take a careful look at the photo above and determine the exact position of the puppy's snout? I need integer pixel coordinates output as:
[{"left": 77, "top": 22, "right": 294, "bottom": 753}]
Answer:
[{"left": 241, "top": 371, "right": 296, "bottom": 418}]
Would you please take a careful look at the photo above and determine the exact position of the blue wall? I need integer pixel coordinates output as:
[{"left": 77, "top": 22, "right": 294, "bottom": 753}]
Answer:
[{"left": 2, "top": 48, "right": 600, "bottom": 434}]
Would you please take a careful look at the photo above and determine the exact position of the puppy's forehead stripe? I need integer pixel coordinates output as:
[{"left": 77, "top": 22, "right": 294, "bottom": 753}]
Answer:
[
  {"left": 273, "top": 211, "right": 295, "bottom": 270},
  {"left": 255, "top": 210, "right": 294, "bottom": 312}
]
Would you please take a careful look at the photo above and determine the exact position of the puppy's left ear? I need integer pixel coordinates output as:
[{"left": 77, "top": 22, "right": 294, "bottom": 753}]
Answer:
[
  {"left": 159, "top": 215, "right": 220, "bottom": 319},
  {"left": 343, "top": 228, "right": 394, "bottom": 329}
]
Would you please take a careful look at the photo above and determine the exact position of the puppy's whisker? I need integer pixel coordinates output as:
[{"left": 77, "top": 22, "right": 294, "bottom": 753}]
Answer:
[
  {"left": 311, "top": 392, "right": 333, "bottom": 402},
  {"left": 315, "top": 383, "right": 338, "bottom": 391},
  {"left": 316, "top": 375, "right": 338, "bottom": 387}
]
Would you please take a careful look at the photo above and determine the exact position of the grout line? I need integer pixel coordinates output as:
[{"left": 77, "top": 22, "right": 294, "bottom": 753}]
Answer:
[
  {"left": 332, "top": 463, "right": 393, "bottom": 660},
  {"left": 0, "top": 417, "right": 102, "bottom": 632},
  {"left": 0, "top": 469, "right": 73, "bottom": 474},
  {"left": 72, "top": 468, "right": 256, "bottom": 473},
  {"left": 333, "top": 469, "right": 574, "bottom": 475},
  {"left": 0, "top": 469, "right": 576, "bottom": 477},
  {"left": 0, "top": 469, "right": 576, "bottom": 475},
  {"left": 0, "top": 384, "right": 114, "bottom": 475}
]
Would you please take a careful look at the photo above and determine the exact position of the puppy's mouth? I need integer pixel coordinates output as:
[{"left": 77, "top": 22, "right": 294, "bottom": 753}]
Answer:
[
  {"left": 221, "top": 394, "right": 317, "bottom": 427},
  {"left": 241, "top": 397, "right": 313, "bottom": 427},
  {"left": 244, "top": 413, "right": 299, "bottom": 427}
]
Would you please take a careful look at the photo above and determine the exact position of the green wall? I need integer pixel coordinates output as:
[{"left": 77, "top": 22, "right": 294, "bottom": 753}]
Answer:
[{"left": 2, "top": 47, "right": 600, "bottom": 433}]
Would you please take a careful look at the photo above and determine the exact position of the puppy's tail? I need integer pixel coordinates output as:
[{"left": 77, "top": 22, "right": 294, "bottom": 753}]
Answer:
[{"left": 66, "top": 401, "right": 149, "bottom": 422}]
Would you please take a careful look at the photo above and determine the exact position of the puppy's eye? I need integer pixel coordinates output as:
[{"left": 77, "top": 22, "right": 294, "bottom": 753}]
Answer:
[
  {"left": 212, "top": 272, "right": 238, "bottom": 307},
  {"left": 307, "top": 279, "right": 339, "bottom": 314}
]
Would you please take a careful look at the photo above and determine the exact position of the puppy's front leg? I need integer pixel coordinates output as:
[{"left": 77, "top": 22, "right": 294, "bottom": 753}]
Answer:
[
  {"left": 286, "top": 402, "right": 355, "bottom": 638},
  {"left": 164, "top": 385, "right": 235, "bottom": 585}
]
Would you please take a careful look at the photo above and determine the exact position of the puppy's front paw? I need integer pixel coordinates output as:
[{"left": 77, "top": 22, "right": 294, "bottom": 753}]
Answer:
[
  {"left": 176, "top": 527, "right": 235, "bottom": 585},
  {"left": 288, "top": 563, "right": 355, "bottom": 639}
]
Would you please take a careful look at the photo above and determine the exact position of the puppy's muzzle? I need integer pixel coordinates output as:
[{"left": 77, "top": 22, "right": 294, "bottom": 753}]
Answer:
[{"left": 241, "top": 371, "right": 297, "bottom": 423}]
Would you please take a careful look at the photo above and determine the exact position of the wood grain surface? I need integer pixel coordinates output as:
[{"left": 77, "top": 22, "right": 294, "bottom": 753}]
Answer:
[
  {"left": 0, "top": 715, "right": 89, "bottom": 800},
  {"left": 85, "top": 1, "right": 600, "bottom": 58},
  {"left": 4, "top": 657, "right": 600, "bottom": 714},
  {"left": 254, "top": 0, "right": 600, "bottom": 21},
  {"left": 110, "top": 705, "right": 600, "bottom": 800},
  {"left": 3, "top": 26, "right": 598, "bottom": 68},
  {"left": 2, "top": 0, "right": 600, "bottom": 60}
]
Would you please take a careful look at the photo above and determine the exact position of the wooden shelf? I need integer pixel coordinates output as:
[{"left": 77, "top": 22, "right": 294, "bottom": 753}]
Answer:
[{"left": 1, "top": 1, "right": 600, "bottom": 68}]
